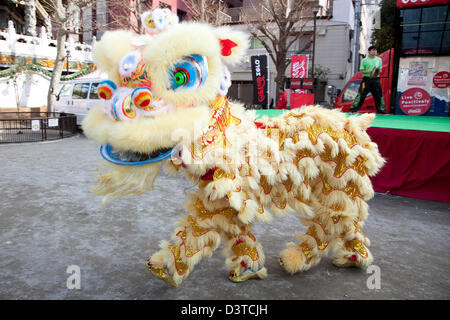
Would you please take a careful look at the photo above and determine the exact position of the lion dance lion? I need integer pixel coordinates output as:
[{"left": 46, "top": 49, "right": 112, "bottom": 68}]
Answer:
[{"left": 82, "top": 9, "right": 385, "bottom": 287}]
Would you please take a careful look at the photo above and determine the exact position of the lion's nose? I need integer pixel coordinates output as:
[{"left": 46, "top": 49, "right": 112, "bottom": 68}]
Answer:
[{"left": 132, "top": 88, "right": 153, "bottom": 111}]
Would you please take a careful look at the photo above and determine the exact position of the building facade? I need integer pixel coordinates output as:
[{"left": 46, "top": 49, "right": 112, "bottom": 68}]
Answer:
[{"left": 224, "top": 0, "right": 361, "bottom": 106}]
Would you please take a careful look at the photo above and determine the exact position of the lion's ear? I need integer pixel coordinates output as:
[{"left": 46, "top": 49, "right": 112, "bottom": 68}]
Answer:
[{"left": 214, "top": 26, "right": 250, "bottom": 66}]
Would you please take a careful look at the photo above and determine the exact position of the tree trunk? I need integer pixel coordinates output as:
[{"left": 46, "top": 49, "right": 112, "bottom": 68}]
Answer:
[
  {"left": 47, "top": 29, "right": 67, "bottom": 113},
  {"left": 274, "top": 56, "right": 287, "bottom": 106}
]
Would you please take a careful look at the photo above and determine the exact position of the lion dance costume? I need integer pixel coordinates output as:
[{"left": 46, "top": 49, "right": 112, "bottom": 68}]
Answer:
[{"left": 82, "top": 9, "right": 385, "bottom": 287}]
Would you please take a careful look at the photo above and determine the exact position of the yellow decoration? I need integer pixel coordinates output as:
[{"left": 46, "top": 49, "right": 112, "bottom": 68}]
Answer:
[
  {"left": 82, "top": 18, "right": 384, "bottom": 286},
  {"left": 345, "top": 239, "right": 368, "bottom": 259}
]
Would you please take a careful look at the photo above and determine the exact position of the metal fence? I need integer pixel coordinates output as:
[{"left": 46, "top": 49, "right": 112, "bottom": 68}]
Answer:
[{"left": 0, "top": 112, "right": 78, "bottom": 144}]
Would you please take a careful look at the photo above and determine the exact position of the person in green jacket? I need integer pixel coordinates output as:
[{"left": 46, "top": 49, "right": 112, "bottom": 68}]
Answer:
[{"left": 349, "top": 45, "right": 386, "bottom": 114}]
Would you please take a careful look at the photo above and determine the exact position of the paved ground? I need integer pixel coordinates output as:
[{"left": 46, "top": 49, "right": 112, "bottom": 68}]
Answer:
[{"left": 0, "top": 134, "right": 449, "bottom": 300}]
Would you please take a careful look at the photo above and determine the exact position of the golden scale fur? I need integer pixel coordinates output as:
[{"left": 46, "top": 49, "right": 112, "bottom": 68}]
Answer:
[{"left": 82, "top": 11, "right": 385, "bottom": 287}]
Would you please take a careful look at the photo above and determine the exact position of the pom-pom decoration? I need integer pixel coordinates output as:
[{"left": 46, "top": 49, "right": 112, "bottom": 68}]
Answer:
[
  {"left": 97, "top": 80, "right": 117, "bottom": 100},
  {"left": 131, "top": 87, "right": 153, "bottom": 111},
  {"left": 141, "top": 8, "right": 179, "bottom": 35}
]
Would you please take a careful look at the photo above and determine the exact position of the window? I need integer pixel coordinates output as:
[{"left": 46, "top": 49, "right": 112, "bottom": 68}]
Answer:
[
  {"left": 59, "top": 84, "right": 72, "bottom": 97},
  {"left": 400, "top": 5, "right": 449, "bottom": 55},
  {"left": 342, "top": 81, "right": 372, "bottom": 103},
  {"left": 72, "top": 83, "right": 89, "bottom": 99},
  {"left": 89, "top": 83, "right": 99, "bottom": 99},
  {"left": 159, "top": 2, "right": 171, "bottom": 10},
  {"left": 250, "top": 37, "right": 264, "bottom": 49}
]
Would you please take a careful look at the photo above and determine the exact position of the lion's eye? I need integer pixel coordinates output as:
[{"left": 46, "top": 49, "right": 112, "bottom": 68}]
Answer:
[
  {"left": 173, "top": 69, "right": 189, "bottom": 86},
  {"left": 170, "top": 55, "right": 208, "bottom": 90}
]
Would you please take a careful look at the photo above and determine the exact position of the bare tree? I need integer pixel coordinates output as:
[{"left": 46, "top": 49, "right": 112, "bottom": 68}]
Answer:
[
  {"left": 107, "top": 0, "right": 153, "bottom": 34},
  {"left": 241, "top": 0, "right": 317, "bottom": 102},
  {"left": 40, "top": 0, "right": 97, "bottom": 112},
  {"left": 181, "top": 0, "right": 229, "bottom": 25}
]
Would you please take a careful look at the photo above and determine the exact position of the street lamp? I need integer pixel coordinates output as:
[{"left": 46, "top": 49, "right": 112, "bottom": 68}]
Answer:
[
  {"left": 311, "top": 3, "right": 322, "bottom": 102},
  {"left": 66, "top": 50, "right": 70, "bottom": 75}
]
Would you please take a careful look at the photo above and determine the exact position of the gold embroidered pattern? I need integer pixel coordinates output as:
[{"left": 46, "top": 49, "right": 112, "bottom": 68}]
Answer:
[
  {"left": 299, "top": 242, "right": 313, "bottom": 264},
  {"left": 146, "top": 262, "right": 177, "bottom": 287},
  {"left": 331, "top": 215, "right": 342, "bottom": 224},
  {"left": 353, "top": 221, "right": 362, "bottom": 234},
  {"left": 213, "top": 168, "right": 235, "bottom": 181},
  {"left": 258, "top": 205, "right": 264, "bottom": 215},
  {"left": 194, "top": 199, "right": 237, "bottom": 221},
  {"left": 259, "top": 175, "right": 272, "bottom": 195},
  {"left": 294, "top": 149, "right": 315, "bottom": 166},
  {"left": 188, "top": 215, "right": 209, "bottom": 237},
  {"left": 344, "top": 239, "right": 368, "bottom": 258},
  {"left": 168, "top": 245, "right": 189, "bottom": 276},
  {"left": 330, "top": 204, "right": 344, "bottom": 212},
  {"left": 343, "top": 181, "right": 363, "bottom": 200},
  {"left": 321, "top": 177, "right": 334, "bottom": 195},
  {"left": 190, "top": 95, "right": 239, "bottom": 160},
  {"left": 306, "top": 227, "right": 328, "bottom": 250},
  {"left": 320, "top": 177, "right": 362, "bottom": 201},
  {"left": 320, "top": 147, "right": 368, "bottom": 178},
  {"left": 305, "top": 123, "right": 358, "bottom": 147},
  {"left": 266, "top": 127, "right": 287, "bottom": 150},
  {"left": 232, "top": 241, "right": 259, "bottom": 261},
  {"left": 272, "top": 192, "right": 287, "bottom": 209},
  {"left": 282, "top": 178, "right": 293, "bottom": 192}
]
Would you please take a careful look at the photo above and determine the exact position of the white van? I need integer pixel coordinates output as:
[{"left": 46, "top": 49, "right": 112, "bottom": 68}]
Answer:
[{"left": 55, "top": 71, "right": 107, "bottom": 126}]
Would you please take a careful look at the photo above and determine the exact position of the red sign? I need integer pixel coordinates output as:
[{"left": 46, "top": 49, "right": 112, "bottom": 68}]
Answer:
[
  {"left": 302, "top": 78, "right": 314, "bottom": 89},
  {"left": 256, "top": 75, "right": 266, "bottom": 102},
  {"left": 399, "top": 88, "right": 432, "bottom": 115},
  {"left": 290, "top": 93, "right": 314, "bottom": 109},
  {"left": 290, "top": 78, "right": 314, "bottom": 90},
  {"left": 433, "top": 71, "right": 450, "bottom": 88},
  {"left": 291, "top": 55, "right": 308, "bottom": 79},
  {"left": 397, "top": 0, "right": 449, "bottom": 8}
]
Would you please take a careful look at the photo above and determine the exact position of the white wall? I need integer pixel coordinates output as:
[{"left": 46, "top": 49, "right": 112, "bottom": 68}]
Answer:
[
  {"left": 0, "top": 73, "right": 50, "bottom": 109},
  {"left": 332, "top": 0, "right": 355, "bottom": 29}
]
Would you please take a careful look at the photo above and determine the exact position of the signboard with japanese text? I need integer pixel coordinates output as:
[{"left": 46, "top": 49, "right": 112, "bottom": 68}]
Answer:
[
  {"left": 251, "top": 55, "right": 269, "bottom": 108},
  {"left": 291, "top": 55, "right": 308, "bottom": 94}
]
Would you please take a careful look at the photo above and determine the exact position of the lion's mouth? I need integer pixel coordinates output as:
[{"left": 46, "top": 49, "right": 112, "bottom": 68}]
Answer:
[{"left": 100, "top": 144, "right": 175, "bottom": 166}]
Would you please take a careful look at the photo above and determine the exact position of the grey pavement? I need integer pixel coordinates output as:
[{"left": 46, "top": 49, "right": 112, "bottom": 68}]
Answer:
[{"left": 0, "top": 134, "right": 449, "bottom": 300}]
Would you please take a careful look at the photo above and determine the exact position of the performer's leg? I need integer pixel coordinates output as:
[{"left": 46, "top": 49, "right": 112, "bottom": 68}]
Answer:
[
  {"left": 224, "top": 227, "right": 268, "bottom": 282},
  {"left": 349, "top": 78, "right": 369, "bottom": 112},
  {"left": 279, "top": 214, "right": 331, "bottom": 274},
  {"left": 330, "top": 200, "right": 373, "bottom": 268},
  {"left": 146, "top": 213, "right": 222, "bottom": 286},
  {"left": 372, "top": 79, "right": 386, "bottom": 114}
]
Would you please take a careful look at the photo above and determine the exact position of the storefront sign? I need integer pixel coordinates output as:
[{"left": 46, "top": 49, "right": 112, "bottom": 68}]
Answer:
[
  {"left": 399, "top": 88, "right": 432, "bottom": 115},
  {"left": 250, "top": 55, "right": 269, "bottom": 108},
  {"left": 291, "top": 55, "right": 308, "bottom": 94},
  {"left": 433, "top": 71, "right": 450, "bottom": 88},
  {"left": 397, "top": 0, "right": 449, "bottom": 8},
  {"left": 291, "top": 78, "right": 314, "bottom": 90}
]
